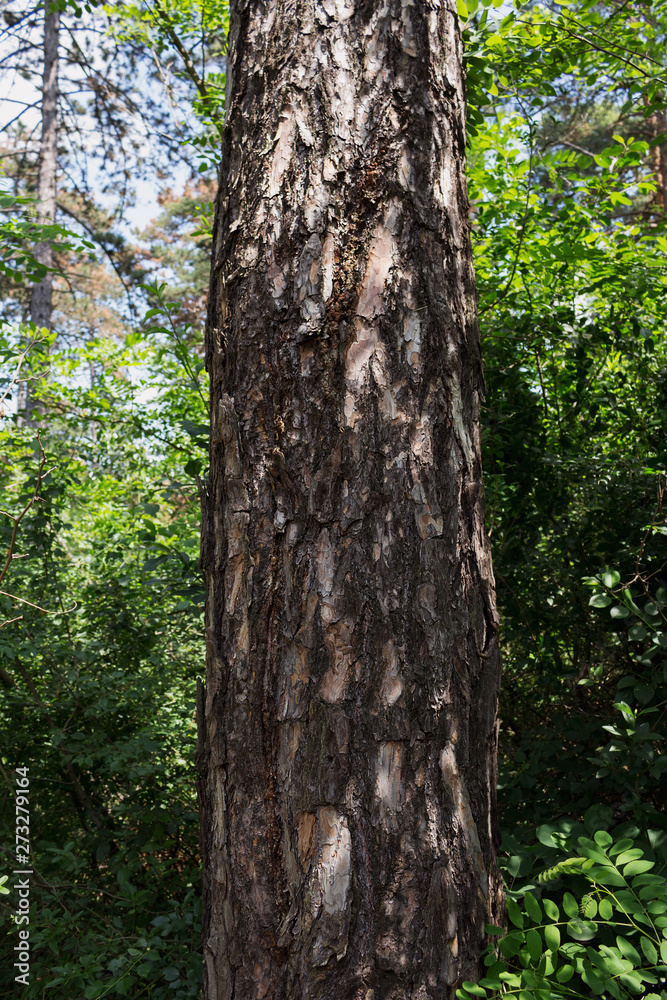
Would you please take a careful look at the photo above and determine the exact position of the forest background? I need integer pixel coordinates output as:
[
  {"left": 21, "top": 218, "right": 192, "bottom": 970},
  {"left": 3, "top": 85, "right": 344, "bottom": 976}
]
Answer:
[{"left": 0, "top": 0, "right": 666, "bottom": 998}]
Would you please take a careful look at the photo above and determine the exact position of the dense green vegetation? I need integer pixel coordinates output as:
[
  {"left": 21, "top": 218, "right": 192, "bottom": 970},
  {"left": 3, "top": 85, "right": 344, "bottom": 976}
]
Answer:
[{"left": 1, "top": 0, "right": 666, "bottom": 997}]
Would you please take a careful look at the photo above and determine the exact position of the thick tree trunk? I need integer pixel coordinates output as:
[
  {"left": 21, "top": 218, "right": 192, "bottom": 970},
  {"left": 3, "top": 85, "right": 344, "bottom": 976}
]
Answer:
[{"left": 199, "top": 2, "right": 503, "bottom": 998}]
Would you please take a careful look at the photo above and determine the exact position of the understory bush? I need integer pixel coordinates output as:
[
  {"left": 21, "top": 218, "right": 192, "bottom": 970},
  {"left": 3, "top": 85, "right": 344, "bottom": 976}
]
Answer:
[{"left": 459, "top": 572, "right": 667, "bottom": 1000}]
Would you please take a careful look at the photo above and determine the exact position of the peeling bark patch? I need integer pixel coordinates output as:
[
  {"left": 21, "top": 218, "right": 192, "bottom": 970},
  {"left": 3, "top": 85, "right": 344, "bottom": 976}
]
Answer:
[
  {"left": 440, "top": 746, "right": 489, "bottom": 898},
  {"left": 322, "top": 232, "right": 335, "bottom": 301},
  {"left": 415, "top": 501, "right": 444, "bottom": 540},
  {"left": 410, "top": 415, "right": 434, "bottom": 467},
  {"left": 278, "top": 643, "right": 310, "bottom": 720},
  {"left": 320, "top": 618, "right": 355, "bottom": 703},
  {"left": 278, "top": 721, "right": 303, "bottom": 791},
  {"left": 378, "top": 385, "right": 407, "bottom": 423},
  {"left": 379, "top": 640, "right": 403, "bottom": 706},
  {"left": 270, "top": 112, "right": 294, "bottom": 198},
  {"left": 346, "top": 320, "right": 382, "bottom": 384},
  {"left": 309, "top": 807, "right": 352, "bottom": 966},
  {"left": 343, "top": 214, "right": 400, "bottom": 425},
  {"left": 447, "top": 370, "right": 475, "bottom": 472},
  {"left": 403, "top": 311, "right": 422, "bottom": 368},
  {"left": 297, "top": 811, "right": 317, "bottom": 872},
  {"left": 315, "top": 528, "right": 335, "bottom": 596},
  {"left": 375, "top": 741, "right": 404, "bottom": 827},
  {"left": 252, "top": 963, "right": 270, "bottom": 999},
  {"left": 398, "top": 146, "right": 415, "bottom": 191},
  {"left": 356, "top": 224, "right": 396, "bottom": 319},
  {"left": 344, "top": 320, "right": 389, "bottom": 427}
]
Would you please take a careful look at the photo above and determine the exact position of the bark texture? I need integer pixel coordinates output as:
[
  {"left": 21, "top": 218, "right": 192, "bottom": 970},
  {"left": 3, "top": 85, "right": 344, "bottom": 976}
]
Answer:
[
  {"left": 199, "top": 2, "right": 503, "bottom": 998},
  {"left": 30, "top": 4, "right": 59, "bottom": 333}
]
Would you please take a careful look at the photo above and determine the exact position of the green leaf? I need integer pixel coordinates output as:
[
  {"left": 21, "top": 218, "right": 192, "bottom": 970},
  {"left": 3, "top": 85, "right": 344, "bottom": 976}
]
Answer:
[
  {"left": 634, "top": 684, "right": 655, "bottom": 705},
  {"left": 184, "top": 458, "right": 203, "bottom": 478},
  {"left": 641, "top": 937, "right": 658, "bottom": 964},
  {"left": 619, "top": 972, "right": 645, "bottom": 994},
  {"left": 599, "top": 898, "right": 613, "bottom": 920},
  {"left": 524, "top": 891, "right": 542, "bottom": 923},
  {"left": 587, "top": 865, "right": 626, "bottom": 887},
  {"left": 556, "top": 963, "right": 575, "bottom": 983},
  {"left": 616, "top": 936, "right": 641, "bottom": 964},
  {"left": 526, "top": 927, "right": 542, "bottom": 962},
  {"left": 602, "top": 570, "right": 620, "bottom": 588},
  {"left": 460, "top": 983, "right": 487, "bottom": 997},
  {"left": 590, "top": 593, "right": 612, "bottom": 608},
  {"left": 600, "top": 944, "right": 633, "bottom": 976},
  {"left": 544, "top": 923, "right": 560, "bottom": 952},
  {"left": 610, "top": 838, "right": 635, "bottom": 857},
  {"left": 536, "top": 824, "right": 560, "bottom": 847},
  {"left": 563, "top": 892, "right": 579, "bottom": 918},
  {"left": 507, "top": 898, "right": 524, "bottom": 928},
  {"left": 624, "top": 860, "right": 654, "bottom": 876},
  {"left": 500, "top": 931, "right": 523, "bottom": 959},
  {"left": 615, "top": 850, "right": 644, "bottom": 865},
  {"left": 610, "top": 605, "right": 630, "bottom": 618},
  {"left": 578, "top": 838, "right": 610, "bottom": 864},
  {"left": 567, "top": 919, "right": 598, "bottom": 941},
  {"left": 581, "top": 963, "right": 607, "bottom": 992},
  {"left": 543, "top": 899, "right": 559, "bottom": 921}
]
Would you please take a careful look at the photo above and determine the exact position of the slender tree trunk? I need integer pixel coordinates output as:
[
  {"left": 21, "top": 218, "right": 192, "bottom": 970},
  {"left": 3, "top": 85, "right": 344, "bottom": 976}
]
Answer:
[
  {"left": 652, "top": 109, "right": 667, "bottom": 214},
  {"left": 199, "top": 3, "right": 503, "bottom": 998},
  {"left": 642, "top": 96, "right": 667, "bottom": 218},
  {"left": 21, "top": 4, "right": 59, "bottom": 421},
  {"left": 31, "top": 4, "right": 59, "bottom": 330}
]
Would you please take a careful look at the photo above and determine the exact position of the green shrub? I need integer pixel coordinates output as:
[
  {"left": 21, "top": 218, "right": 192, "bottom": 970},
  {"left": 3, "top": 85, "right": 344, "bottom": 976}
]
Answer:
[{"left": 459, "top": 823, "right": 667, "bottom": 1000}]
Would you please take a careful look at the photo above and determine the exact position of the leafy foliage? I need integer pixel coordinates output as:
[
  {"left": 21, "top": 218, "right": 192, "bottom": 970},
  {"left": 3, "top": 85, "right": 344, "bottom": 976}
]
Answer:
[
  {"left": 0, "top": 192, "right": 95, "bottom": 286},
  {"left": 0, "top": 295, "right": 207, "bottom": 997},
  {"left": 2, "top": 0, "right": 667, "bottom": 994},
  {"left": 458, "top": 822, "right": 667, "bottom": 1000}
]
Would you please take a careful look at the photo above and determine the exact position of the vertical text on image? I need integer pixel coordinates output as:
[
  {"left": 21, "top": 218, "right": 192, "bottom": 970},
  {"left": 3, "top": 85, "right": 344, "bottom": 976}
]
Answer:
[{"left": 14, "top": 766, "right": 31, "bottom": 987}]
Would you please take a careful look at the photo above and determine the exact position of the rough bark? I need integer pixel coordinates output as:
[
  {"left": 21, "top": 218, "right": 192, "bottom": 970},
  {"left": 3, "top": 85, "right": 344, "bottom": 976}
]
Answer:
[{"left": 199, "top": 2, "right": 503, "bottom": 998}]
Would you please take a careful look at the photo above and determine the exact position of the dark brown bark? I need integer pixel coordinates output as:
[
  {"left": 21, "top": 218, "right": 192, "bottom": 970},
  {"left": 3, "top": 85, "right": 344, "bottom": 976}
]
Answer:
[{"left": 200, "top": 2, "right": 503, "bottom": 998}]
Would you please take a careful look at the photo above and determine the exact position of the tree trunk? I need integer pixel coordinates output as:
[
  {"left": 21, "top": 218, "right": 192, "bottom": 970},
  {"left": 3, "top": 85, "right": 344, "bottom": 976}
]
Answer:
[
  {"left": 199, "top": 2, "right": 503, "bottom": 998},
  {"left": 652, "top": 108, "right": 667, "bottom": 214},
  {"left": 20, "top": 4, "right": 59, "bottom": 424},
  {"left": 30, "top": 3, "right": 59, "bottom": 332}
]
